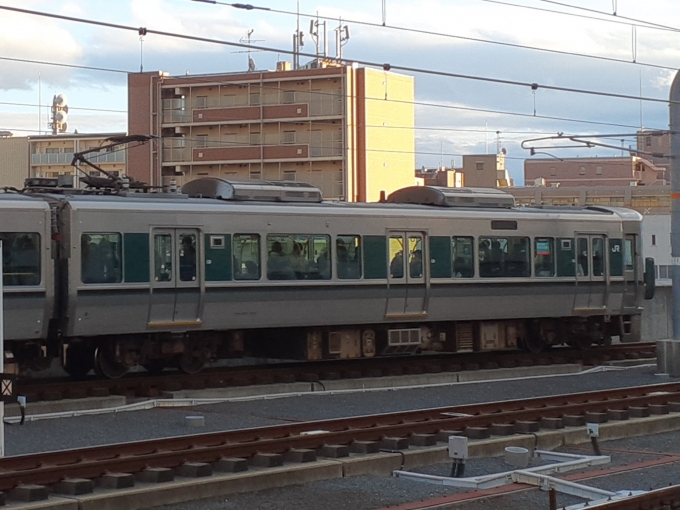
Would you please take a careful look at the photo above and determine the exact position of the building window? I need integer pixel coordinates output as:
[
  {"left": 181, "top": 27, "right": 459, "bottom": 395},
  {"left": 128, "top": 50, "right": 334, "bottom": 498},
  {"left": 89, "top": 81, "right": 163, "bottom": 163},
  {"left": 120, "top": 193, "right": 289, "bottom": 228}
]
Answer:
[
  {"left": 282, "top": 131, "right": 296, "bottom": 144},
  {"left": 250, "top": 171, "right": 261, "bottom": 180},
  {"left": 283, "top": 171, "right": 296, "bottom": 181},
  {"left": 195, "top": 96, "right": 207, "bottom": 109},
  {"left": 652, "top": 234, "right": 656, "bottom": 246},
  {"left": 222, "top": 95, "right": 236, "bottom": 107},
  {"left": 475, "top": 161, "right": 484, "bottom": 171},
  {"left": 196, "top": 135, "right": 208, "bottom": 148},
  {"left": 250, "top": 133, "right": 261, "bottom": 145},
  {"left": 550, "top": 166, "right": 556, "bottom": 176},
  {"left": 646, "top": 136, "right": 652, "bottom": 147},
  {"left": 579, "top": 166, "right": 586, "bottom": 175},
  {"left": 282, "top": 91, "right": 295, "bottom": 104},
  {"left": 596, "top": 166, "right": 602, "bottom": 175},
  {"left": 250, "top": 93, "right": 261, "bottom": 106}
]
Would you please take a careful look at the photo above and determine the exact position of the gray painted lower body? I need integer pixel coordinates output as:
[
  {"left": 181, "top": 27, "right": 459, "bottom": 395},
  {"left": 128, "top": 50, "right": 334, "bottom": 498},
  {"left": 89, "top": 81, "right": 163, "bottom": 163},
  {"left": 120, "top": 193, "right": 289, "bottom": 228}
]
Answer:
[{"left": 68, "top": 281, "right": 637, "bottom": 337}]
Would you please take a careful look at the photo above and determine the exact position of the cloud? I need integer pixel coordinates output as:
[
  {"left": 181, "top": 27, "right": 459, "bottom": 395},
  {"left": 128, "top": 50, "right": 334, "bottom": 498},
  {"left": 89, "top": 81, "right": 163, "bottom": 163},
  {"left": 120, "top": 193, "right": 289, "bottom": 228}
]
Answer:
[{"left": 0, "top": 3, "right": 84, "bottom": 90}]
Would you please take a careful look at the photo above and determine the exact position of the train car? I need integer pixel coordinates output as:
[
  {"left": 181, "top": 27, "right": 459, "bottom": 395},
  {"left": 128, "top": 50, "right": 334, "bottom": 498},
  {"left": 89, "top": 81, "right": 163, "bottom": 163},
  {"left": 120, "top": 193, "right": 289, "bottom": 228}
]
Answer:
[
  {"left": 0, "top": 194, "right": 54, "bottom": 372},
  {"left": 2, "top": 180, "right": 655, "bottom": 378}
]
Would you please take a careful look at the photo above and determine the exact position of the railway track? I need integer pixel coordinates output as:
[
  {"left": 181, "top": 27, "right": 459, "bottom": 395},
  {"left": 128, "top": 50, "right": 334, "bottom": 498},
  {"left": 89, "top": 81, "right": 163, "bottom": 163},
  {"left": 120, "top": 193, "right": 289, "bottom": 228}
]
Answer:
[
  {"left": 1, "top": 380, "right": 679, "bottom": 495},
  {"left": 16, "top": 343, "right": 656, "bottom": 403},
  {"left": 594, "top": 486, "right": 680, "bottom": 510}
]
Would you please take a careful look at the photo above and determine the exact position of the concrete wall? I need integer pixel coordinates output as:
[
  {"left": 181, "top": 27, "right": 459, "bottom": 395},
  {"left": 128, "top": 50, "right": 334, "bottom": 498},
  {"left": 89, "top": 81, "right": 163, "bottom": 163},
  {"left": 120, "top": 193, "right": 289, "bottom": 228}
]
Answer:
[
  {"left": 642, "top": 285, "right": 673, "bottom": 341},
  {"left": 0, "top": 137, "right": 29, "bottom": 188},
  {"left": 357, "top": 67, "right": 415, "bottom": 202}
]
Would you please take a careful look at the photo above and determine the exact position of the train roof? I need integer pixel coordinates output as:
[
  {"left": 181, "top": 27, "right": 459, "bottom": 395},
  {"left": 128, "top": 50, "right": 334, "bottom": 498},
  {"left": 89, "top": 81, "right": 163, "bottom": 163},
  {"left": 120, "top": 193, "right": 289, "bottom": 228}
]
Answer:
[
  {"left": 0, "top": 193, "right": 51, "bottom": 209},
  {"left": 48, "top": 193, "right": 638, "bottom": 223}
]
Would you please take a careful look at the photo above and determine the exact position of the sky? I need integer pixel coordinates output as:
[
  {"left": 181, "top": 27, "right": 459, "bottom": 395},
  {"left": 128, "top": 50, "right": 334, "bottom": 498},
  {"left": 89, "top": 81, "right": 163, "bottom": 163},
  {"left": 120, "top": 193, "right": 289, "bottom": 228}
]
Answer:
[{"left": 1, "top": 0, "right": 680, "bottom": 185}]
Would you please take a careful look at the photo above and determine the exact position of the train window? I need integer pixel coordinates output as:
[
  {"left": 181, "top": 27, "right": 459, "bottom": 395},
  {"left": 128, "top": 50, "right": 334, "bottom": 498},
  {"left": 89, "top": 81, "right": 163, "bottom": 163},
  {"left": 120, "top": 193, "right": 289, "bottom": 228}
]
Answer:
[
  {"left": 153, "top": 234, "right": 173, "bottom": 282},
  {"left": 577, "top": 238, "right": 589, "bottom": 276},
  {"left": 266, "top": 234, "right": 330, "bottom": 280},
  {"left": 408, "top": 235, "right": 423, "bottom": 278},
  {"left": 178, "top": 234, "right": 197, "bottom": 282},
  {"left": 389, "top": 235, "right": 404, "bottom": 279},
  {"left": 534, "top": 237, "right": 555, "bottom": 277},
  {"left": 624, "top": 239, "right": 634, "bottom": 271},
  {"left": 0, "top": 233, "right": 40, "bottom": 286},
  {"left": 336, "top": 236, "right": 361, "bottom": 279},
  {"left": 81, "top": 233, "right": 122, "bottom": 284},
  {"left": 452, "top": 237, "right": 474, "bottom": 278},
  {"left": 233, "top": 234, "right": 260, "bottom": 280},
  {"left": 479, "top": 236, "right": 530, "bottom": 278},
  {"left": 556, "top": 238, "right": 575, "bottom": 277},
  {"left": 592, "top": 238, "right": 605, "bottom": 277},
  {"left": 610, "top": 239, "right": 624, "bottom": 277}
]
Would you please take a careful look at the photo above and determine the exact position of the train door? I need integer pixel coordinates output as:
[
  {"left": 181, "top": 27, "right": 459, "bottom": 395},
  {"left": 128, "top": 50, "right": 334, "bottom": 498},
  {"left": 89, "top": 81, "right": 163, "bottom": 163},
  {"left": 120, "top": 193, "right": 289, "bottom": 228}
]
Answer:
[
  {"left": 148, "top": 228, "right": 202, "bottom": 327},
  {"left": 573, "top": 234, "right": 608, "bottom": 313},
  {"left": 622, "top": 234, "right": 638, "bottom": 310},
  {"left": 386, "top": 231, "right": 428, "bottom": 318}
]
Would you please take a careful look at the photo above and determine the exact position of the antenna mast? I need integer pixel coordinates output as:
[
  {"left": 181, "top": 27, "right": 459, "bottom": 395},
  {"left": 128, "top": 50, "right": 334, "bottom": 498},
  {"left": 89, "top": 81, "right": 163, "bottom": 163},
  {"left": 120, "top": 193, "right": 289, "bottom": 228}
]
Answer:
[{"left": 293, "top": 0, "right": 305, "bottom": 69}]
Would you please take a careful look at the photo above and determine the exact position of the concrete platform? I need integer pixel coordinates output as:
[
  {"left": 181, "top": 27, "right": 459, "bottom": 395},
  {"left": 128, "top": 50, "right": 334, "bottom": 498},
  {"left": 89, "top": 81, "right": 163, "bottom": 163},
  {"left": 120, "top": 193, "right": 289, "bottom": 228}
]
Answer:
[
  {"left": 4, "top": 396, "right": 127, "bottom": 418},
  {"left": 3, "top": 498, "right": 77, "bottom": 509},
  {"left": 40, "top": 409, "right": 680, "bottom": 510},
  {"left": 170, "top": 364, "right": 584, "bottom": 400}
]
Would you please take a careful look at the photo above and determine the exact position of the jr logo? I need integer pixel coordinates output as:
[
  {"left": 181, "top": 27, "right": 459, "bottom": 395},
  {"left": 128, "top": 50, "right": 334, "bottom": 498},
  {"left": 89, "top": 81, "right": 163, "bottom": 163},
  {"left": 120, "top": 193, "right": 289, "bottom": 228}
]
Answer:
[{"left": 612, "top": 244, "right": 621, "bottom": 253}]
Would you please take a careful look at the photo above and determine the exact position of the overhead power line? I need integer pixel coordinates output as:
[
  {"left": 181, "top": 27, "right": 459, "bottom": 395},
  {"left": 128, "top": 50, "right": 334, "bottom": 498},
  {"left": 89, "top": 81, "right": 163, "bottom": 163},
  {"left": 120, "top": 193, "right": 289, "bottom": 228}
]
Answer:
[
  {"left": 1, "top": 54, "right": 662, "bottom": 131},
  {"left": 0, "top": 5, "right": 675, "bottom": 106},
  {"left": 479, "top": 0, "right": 667, "bottom": 30},
  {"left": 0, "top": 55, "right": 129, "bottom": 74},
  {"left": 538, "top": 0, "right": 680, "bottom": 33},
  {"left": 191, "top": 0, "right": 677, "bottom": 72},
  {"left": 0, "top": 100, "right": 126, "bottom": 114}
]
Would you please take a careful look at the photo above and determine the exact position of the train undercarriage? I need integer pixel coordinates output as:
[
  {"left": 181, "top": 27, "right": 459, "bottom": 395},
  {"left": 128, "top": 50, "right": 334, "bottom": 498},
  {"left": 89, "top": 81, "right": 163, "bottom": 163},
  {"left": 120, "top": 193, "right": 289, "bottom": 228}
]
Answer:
[{"left": 5, "top": 314, "right": 632, "bottom": 379}]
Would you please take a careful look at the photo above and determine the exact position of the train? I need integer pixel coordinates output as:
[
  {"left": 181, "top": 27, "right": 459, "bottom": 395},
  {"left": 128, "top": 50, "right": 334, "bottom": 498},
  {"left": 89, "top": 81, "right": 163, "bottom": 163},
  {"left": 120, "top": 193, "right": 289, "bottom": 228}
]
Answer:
[{"left": 1, "top": 177, "right": 655, "bottom": 379}]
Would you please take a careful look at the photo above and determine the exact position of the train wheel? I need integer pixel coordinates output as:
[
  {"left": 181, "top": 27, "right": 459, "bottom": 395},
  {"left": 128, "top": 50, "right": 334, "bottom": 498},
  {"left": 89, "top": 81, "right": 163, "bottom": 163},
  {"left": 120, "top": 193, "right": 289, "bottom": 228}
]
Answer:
[
  {"left": 94, "top": 347, "right": 128, "bottom": 379},
  {"left": 178, "top": 349, "right": 206, "bottom": 375},
  {"left": 64, "top": 345, "right": 94, "bottom": 379},
  {"left": 521, "top": 335, "right": 544, "bottom": 354}
]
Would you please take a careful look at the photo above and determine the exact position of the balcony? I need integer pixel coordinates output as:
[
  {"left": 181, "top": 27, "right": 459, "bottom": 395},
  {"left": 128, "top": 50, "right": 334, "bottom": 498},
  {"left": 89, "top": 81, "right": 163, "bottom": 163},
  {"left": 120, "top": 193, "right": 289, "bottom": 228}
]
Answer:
[{"left": 31, "top": 152, "right": 125, "bottom": 165}]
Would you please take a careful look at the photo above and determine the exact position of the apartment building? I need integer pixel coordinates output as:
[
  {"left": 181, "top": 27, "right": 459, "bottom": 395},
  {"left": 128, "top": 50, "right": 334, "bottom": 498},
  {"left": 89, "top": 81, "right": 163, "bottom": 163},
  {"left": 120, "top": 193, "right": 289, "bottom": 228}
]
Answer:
[
  {"left": 456, "top": 153, "right": 513, "bottom": 188},
  {"left": 128, "top": 62, "right": 415, "bottom": 202},
  {"left": 637, "top": 129, "right": 670, "bottom": 172},
  {"left": 0, "top": 133, "right": 126, "bottom": 189},
  {"left": 525, "top": 156, "right": 668, "bottom": 188}
]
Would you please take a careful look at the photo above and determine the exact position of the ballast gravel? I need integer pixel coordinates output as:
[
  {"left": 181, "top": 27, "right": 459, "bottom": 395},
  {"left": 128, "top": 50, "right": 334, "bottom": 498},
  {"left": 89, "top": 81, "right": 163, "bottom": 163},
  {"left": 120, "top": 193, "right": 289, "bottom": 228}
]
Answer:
[
  {"left": 5, "top": 364, "right": 678, "bottom": 510},
  {"left": 5, "top": 365, "right": 665, "bottom": 456}
]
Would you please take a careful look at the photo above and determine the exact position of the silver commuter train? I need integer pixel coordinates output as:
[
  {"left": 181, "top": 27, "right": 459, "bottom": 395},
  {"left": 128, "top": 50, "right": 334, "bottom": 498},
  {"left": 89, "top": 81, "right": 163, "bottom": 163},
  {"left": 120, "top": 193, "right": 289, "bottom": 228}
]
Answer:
[{"left": 1, "top": 179, "right": 655, "bottom": 378}]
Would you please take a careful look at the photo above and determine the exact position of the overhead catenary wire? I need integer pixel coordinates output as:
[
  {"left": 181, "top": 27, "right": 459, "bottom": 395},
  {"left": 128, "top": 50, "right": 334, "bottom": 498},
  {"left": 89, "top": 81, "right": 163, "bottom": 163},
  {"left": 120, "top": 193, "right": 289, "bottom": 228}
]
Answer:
[
  {"left": 0, "top": 5, "right": 675, "bottom": 106},
  {"left": 0, "top": 55, "right": 129, "bottom": 74},
  {"left": 1, "top": 56, "right": 665, "bottom": 133},
  {"left": 479, "top": 0, "right": 671, "bottom": 31},
  {"left": 538, "top": 0, "right": 680, "bottom": 33},
  {"left": 191, "top": 0, "right": 679, "bottom": 72},
  {"left": 0, "top": 100, "right": 126, "bottom": 114}
]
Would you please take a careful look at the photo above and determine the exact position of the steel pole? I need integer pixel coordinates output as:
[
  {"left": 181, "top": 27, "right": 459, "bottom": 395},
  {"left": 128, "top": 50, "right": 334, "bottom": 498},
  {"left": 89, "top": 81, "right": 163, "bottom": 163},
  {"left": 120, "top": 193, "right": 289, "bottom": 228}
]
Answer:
[
  {"left": 0, "top": 241, "right": 4, "bottom": 457},
  {"left": 658, "top": 70, "right": 680, "bottom": 376}
]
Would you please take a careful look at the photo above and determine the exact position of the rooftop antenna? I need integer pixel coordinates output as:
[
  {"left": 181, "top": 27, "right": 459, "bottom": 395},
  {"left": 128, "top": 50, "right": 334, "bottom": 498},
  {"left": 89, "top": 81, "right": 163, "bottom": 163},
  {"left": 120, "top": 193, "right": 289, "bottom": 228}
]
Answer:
[
  {"left": 310, "top": 12, "right": 327, "bottom": 58},
  {"left": 382, "top": 0, "right": 387, "bottom": 25},
  {"left": 496, "top": 131, "right": 501, "bottom": 154},
  {"left": 232, "top": 29, "right": 264, "bottom": 71},
  {"left": 139, "top": 27, "right": 147, "bottom": 72},
  {"left": 293, "top": 0, "right": 304, "bottom": 69},
  {"left": 335, "top": 18, "right": 350, "bottom": 61}
]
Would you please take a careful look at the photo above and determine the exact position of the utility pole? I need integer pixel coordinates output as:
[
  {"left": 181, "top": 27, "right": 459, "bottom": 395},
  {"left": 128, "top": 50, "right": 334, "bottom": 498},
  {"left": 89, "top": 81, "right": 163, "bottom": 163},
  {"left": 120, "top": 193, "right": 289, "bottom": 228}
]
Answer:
[{"left": 658, "top": 69, "right": 680, "bottom": 376}]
